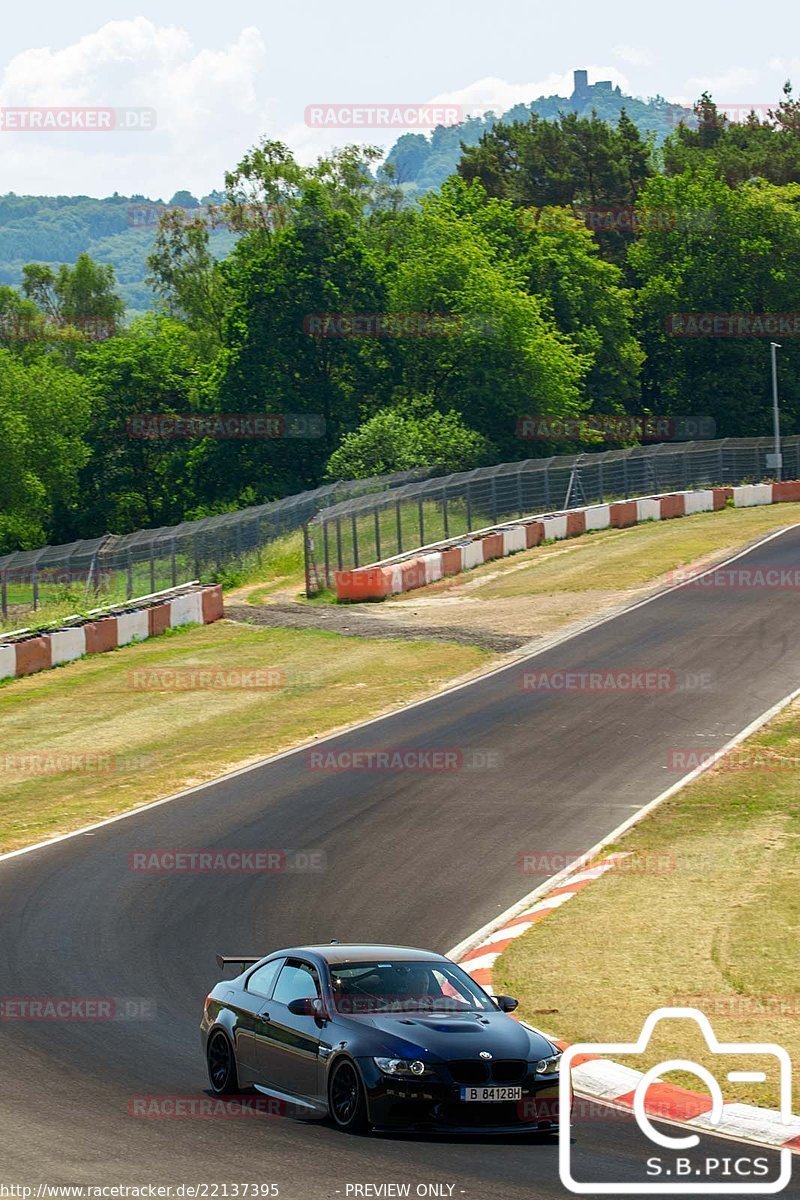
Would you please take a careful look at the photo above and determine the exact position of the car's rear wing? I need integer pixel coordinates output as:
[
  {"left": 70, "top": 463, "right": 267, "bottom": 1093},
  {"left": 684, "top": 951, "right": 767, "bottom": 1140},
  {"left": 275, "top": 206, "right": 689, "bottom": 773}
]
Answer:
[{"left": 216, "top": 954, "right": 261, "bottom": 972}]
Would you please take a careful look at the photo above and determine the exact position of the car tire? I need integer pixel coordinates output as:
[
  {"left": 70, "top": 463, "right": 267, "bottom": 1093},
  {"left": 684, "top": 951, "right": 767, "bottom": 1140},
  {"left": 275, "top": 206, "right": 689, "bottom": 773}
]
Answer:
[
  {"left": 328, "top": 1058, "right": 369, "bottom": 1134},
  {"left": 207, "top": 1031, "right": 239, "bottom": 1095}
]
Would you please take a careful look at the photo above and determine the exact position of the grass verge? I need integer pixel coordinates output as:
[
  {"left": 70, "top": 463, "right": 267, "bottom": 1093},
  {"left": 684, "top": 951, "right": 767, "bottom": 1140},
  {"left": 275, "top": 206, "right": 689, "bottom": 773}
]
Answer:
[
  {"left": 496, "top": 699, "right": 800, "bottom": 1110},
  {"left": 0, "top": 621, "right": 489, "bottom": 854}
]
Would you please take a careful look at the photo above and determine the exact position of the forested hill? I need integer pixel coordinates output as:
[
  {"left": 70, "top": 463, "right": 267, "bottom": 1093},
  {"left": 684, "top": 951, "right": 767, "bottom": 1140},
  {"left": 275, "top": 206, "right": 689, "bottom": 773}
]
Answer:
[
  {"left": 0, "top": 192, "right": 237, "bottom": 315},
  {"left": 384, "top": 75, "right": 691, "bottom": 195}
]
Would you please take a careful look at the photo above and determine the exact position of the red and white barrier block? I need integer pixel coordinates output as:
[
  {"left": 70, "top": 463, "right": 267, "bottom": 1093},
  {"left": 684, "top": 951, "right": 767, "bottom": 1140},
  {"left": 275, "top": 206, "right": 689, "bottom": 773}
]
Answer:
[
  {"left": 335, "top": 481, "right": 800, "bottom": 601},
  {"left": 0, "top": 584, "right": 224, "bottom": 683}
]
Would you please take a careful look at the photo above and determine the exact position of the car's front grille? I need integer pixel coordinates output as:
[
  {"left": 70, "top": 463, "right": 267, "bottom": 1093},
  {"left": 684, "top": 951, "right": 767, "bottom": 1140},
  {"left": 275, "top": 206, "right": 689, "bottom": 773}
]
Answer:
[
  {"left": 447, "top": 1059, "right": 528, "bottom": 1084},
  {"left": 491, "top": 1059, "right": 527, "bottom": 1082},
  {"left": 448, "top": 1060, "right": 489, "bottom": 1085}
]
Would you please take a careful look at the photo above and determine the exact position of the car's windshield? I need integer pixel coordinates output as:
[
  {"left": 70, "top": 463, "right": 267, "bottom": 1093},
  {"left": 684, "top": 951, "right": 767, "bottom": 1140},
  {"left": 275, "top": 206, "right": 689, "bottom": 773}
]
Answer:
[{"left": 328, "top": 959, "right": 495, "bottom": 1013}]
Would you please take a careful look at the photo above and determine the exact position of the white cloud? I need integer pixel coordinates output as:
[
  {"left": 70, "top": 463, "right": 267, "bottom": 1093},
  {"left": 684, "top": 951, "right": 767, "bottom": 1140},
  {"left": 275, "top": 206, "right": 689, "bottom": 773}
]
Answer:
[
  {"left": 683, "top": 66, "right": 760, "bottom": 101},
  {"left": 0, "top": 19, "right": 272, "bottom": 197},
  {"left": 612, "top": 45, "right": 655, "bottom": 68}
]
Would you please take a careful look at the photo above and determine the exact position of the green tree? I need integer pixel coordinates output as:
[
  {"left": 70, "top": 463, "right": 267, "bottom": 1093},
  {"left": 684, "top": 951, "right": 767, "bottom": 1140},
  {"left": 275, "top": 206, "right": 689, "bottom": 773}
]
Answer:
[
  {"left": 0, "top": 350, "right": 92, "bottom": 550},
  {"left": 629, "top": 171, "right": 800, "bottom": 434},
  {"left": 324, "top": 397, "right": 491, "bottom": 478}
]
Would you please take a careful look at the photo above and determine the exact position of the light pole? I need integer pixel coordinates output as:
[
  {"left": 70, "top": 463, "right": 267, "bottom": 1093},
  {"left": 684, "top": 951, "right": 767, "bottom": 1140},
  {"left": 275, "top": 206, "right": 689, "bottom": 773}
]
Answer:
[{"left": 770, "top": 341, "right": 782, "bottom": 482}]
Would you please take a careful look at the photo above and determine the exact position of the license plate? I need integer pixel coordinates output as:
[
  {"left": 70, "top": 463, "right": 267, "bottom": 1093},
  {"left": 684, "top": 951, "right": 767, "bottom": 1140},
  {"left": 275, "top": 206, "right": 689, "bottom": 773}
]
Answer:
[{"left": 459, "top": 1086, "right": 522, "bottom": 1102}]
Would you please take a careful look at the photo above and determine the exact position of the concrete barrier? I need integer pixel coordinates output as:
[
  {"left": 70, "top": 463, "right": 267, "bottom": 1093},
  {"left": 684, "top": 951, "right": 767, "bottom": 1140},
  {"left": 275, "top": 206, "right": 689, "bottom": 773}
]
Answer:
[
  {"left": 566, "top": 510, "right": 587, "bottom": 537},
  {"left": 584, "top": 504, "right": 611, "bottom": 531},
  {"left": 117, "top": 609, "right": 150, "bottom": 646},
  {"left": 610, "top": 500, "right": 638, "bottom": 528},
  {"left": 15, "top": 636, "right": 52, "bottom": 677},
  {"left": 50, "top": 627, "right": 86, "bottom": 667},
  {"left": 170, "top": 590, "right": 204, "bottom": 627},
  {"left": 524, "top": 520, "right": 545, "bottom": 547},
  {"left": 542, "top": 515, "right": 568, "bottom": 540},
  {"left": 442, "top": 546, "right": 464, "bottom": 575},
  {"left": 421, "top": 552, "right": 443, "bottom": 584},
  {"left": 733, "top": 483, "right": 772, "bottom": 507},
  {"left": 463, "top": 540, "right": 485, "bottom": 570},
  {"left": 331, "top": 482, "right": 800, "bottom": 601},
  {"left": 773, "top": 480, "right": 800, "bottom": 503},
  {"left": 683, "top": 489, "right": 714, "bottom": 515},
  {"left": 660, "top": 494, "right": 685, "bottom": 520},
  {"left": 201, "top": 585, "right": 224, "bottom": 623},
  {"left": 0, "top": 585, "right": 224, "bottom": 683},
  {"left": 481, "top": 533, "right": 504, "bottom": 561},
  {"left": 636, "top": 497, "right": 661, "bottom": 522},
  {"left": 0, "top": 643, "right": 16, "bottom": 681},
  {"left": 148, "top": 604, "right": 172, "bottom": 636},
  {"left": 84, "top": 617, "right": 118, "bottom": 655},
  {"left": 502, "top": 525, "right": 527, "bottom": 555}
]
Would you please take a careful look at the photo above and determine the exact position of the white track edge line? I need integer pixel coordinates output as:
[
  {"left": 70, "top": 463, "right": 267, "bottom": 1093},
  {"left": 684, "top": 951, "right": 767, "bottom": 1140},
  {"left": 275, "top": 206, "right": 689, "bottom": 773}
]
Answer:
[
  {"left": 2, "top": 521, "right": 798, "bottom": 868},
  {"left": 448, "top": 679, "right": 800, "bottom": 961}
]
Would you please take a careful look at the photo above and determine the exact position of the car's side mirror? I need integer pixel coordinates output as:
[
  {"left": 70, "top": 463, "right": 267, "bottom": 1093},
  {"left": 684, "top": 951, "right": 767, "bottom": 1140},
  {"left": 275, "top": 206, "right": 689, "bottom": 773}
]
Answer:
[
  {"left": 288, "top": 996, "right": 326, "bottom": 1019},
  {"left": 495, "top": 995, "right": 519, "bottom": 1012}
]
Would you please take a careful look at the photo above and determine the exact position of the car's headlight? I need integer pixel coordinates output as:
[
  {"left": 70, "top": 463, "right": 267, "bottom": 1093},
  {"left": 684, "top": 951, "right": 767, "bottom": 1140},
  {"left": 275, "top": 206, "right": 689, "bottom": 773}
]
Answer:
[
  {"left": 534, "top": 1053, "right": 562, "bottom": 1076},
  {"left": 373, "top": 1057, "right": 431, "bottom": 1077}
]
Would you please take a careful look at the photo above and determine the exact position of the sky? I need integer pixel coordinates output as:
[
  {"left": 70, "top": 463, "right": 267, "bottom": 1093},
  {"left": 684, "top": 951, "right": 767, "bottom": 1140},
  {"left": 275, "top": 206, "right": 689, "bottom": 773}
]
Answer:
[{"left": 0, "top": 0, "right": 798, "bottom": 199}]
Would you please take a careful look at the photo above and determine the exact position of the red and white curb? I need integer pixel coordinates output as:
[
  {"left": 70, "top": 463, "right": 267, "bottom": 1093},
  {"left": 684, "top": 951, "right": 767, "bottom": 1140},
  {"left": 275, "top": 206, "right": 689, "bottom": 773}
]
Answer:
[{"left": 454, "top": 854, "right": 800, "bottom": 1155}]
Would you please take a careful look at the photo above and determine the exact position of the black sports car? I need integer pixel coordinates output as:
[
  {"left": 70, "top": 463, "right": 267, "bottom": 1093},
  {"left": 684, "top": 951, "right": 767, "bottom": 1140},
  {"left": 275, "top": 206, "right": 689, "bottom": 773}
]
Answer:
[{"left": 200, "top": 942, "right": 565, "bottom": 1134}]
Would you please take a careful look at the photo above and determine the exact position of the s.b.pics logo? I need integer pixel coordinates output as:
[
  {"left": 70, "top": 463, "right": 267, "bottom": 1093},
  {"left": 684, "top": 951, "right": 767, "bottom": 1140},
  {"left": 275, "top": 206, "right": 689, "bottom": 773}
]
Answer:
[{"left": 559, "top": 1008, "right": 794, "bottom": 1194}]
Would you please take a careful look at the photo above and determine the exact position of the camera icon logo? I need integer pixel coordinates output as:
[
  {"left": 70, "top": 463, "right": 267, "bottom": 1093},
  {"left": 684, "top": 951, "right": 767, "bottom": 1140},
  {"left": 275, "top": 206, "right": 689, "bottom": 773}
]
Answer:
[{"left": 559, "top": 1007, "right": 793, "bottom": 1194}]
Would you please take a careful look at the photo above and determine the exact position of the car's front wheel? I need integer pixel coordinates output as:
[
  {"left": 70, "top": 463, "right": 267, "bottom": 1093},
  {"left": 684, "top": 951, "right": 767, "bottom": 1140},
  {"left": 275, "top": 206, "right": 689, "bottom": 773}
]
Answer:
[
  {"left": 207, "top": 1031, "right": 238, "bottom": 1094},
  {"left": 328, "top": 1058, "right": 368, "bottom": 1133}
]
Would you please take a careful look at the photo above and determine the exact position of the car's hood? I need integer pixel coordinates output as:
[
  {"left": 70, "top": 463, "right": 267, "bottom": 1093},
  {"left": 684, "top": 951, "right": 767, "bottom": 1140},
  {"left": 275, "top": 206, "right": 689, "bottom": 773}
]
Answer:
[{"left": 349, "top": 1009, "right": 556, "bottom": 1061}]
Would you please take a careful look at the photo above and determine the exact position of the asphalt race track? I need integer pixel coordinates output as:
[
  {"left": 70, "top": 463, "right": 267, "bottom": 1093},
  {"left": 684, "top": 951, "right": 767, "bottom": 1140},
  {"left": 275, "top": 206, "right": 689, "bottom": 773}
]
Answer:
[{"left": 3, "top": 526, "right": 800, "bottom": 1198}]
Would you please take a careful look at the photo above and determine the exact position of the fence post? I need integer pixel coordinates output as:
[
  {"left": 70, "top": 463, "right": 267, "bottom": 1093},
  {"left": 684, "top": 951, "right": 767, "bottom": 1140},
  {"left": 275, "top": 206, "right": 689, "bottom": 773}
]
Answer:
[
  {"left": 490, "top": 476, "right": 497, "bottom": 523},
  {"left": 323, "top": 519, "right": 330, "bottom": 587},
  {"left": 465, "top": 485, "right": 472, "bottom": 532},
  {"left": 150, "top": 548, "right": 156, "bottom": 594},
  {"left": 516, "top": 466, "right": 524, "bottom": 516},
  {"left": 622, "top": 455, "right": 629, "bottom": 498},
  {"left": 127, "top": 549, "right": 133, "bottom": 599},
  {"left": 1, "top": 572, "right": 6, "bottom": 620},
  {"left": 396, "top": 500, "right": 403, "bottom": 554},
  {"left": 33, "top": 569, "right": 38, "bottom": 611},
  {"left": 374, "top": 507, "right": 381, "bottom": 562},
  {"left": 351, "top": 513, "right": 359, "bottom": 569},
  {"left": 336, "top": 517, "right": 343, "bottom": 571},
  {"left": 303, "top": 524, "right": 314, "bottom": 598},
  {"left": 171, "top": 538, "right": 177, "bottom": 587},
  {"left": 443, "top": 487, "right": 449, "bottom": 539},
  {"left": 418, "top": 496, "right": 424, "bottom": 546}
]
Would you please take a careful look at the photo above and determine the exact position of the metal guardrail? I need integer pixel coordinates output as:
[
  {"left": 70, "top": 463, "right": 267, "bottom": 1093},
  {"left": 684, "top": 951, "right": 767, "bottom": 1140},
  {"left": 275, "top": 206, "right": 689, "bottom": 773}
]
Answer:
[{"left": 306, "top": 438, "right": 800, "bottom": 592}]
